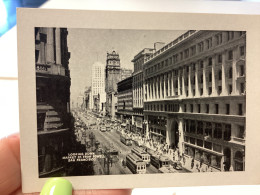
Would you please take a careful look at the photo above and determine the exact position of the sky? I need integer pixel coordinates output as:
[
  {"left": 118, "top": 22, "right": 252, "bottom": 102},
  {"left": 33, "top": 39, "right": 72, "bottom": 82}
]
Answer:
[{"left": 67, "top": 28, "right": 186, "bottom": 104}]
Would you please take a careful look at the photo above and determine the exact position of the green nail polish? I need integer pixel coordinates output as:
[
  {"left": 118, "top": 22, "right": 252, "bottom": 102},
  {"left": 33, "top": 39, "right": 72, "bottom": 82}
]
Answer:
[{"left": 40, "top": 178, "right": 72, "bottom": 195}]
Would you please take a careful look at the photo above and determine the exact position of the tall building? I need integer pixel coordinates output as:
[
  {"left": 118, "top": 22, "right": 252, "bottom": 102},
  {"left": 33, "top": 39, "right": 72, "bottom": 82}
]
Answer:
[
  {"left": 91, "top": 62, "right": 106, "bottom": 112},
  {"left": 35, "top": 27, "right": 71, "bottom": 177},
  {"left": 132, "top": 48, "right": 155, "bottom": 135},
  {"left": 116, "top": 76, "right": 133, "bottom": 131},
  {"left": 143, "top": 30, "right": 246, "bottom": 172},
  {"left": 105, "top": 51, "right": 121, "bottom": 118}
]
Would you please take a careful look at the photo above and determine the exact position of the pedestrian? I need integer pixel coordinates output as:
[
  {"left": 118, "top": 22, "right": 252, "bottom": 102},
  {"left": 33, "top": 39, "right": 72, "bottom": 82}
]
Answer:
[
  {"left": 200, "top": 157, "right": 204, "bottom": 168},
  {"left": 191, "top": 158, "right": 194, "bottom": 169},
  {"left": 183, "top": 156, "right": 186, "bottom": 165}
]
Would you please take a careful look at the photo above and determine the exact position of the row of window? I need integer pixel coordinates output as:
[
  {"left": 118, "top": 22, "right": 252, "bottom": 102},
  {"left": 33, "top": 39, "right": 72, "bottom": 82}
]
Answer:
[
  {"left": 145, "top": 39, "right": 245, "bottom": 76},
  {"left": 184, "top": 119, "right": 245, "bottom": 140},
  {"left": 145, "top": 103, "right": 180, "bottom": 113},
  {"left": 148, "top": 115, "right": 167, "bottom": 127},
  {"left": 144, "top": 102, "right": 244, "bottom": 116}
]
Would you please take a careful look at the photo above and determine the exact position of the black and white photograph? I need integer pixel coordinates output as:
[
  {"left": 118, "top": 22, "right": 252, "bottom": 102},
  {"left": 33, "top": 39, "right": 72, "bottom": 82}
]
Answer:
[{"left": 35, "top": 28, "right": 246, "bottom": 178}]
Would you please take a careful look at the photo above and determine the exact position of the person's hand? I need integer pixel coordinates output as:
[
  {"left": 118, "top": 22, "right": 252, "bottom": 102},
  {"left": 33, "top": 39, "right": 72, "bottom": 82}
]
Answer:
[{"left": 0, "top": 133, "right": 132, "bottom": 195}]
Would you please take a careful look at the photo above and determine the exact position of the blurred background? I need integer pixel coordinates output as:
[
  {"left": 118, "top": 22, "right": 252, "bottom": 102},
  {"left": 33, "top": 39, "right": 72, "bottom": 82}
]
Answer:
[{"left": 1, "top": 0, "right": 260, "bottom": 195}]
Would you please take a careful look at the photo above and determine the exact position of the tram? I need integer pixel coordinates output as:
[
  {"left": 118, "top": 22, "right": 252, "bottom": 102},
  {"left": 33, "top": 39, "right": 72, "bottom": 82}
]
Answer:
[
  {"left": 146, "top": 148, "right": 170, "bottom": 169},
  {"left": 131, "top": 147, "right": 150, "bottom": 166},
  {"left": 120, "top": 135, "right": 132, "bottom": 146},
  {"left": 126, "top": 153, "right": 146, "bottom": 174}
]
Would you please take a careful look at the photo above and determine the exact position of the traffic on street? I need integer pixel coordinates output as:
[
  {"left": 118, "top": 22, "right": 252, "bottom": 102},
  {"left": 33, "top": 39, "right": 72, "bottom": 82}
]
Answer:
[{"left": 72, "top": 109, "right": 189, "bottom": 175}]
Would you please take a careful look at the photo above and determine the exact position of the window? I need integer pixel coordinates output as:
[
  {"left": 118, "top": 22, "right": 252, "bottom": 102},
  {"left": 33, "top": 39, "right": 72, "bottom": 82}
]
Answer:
[
  {"left": 206, "top": 38, "right": 212, "bottom": 49},
  {"left": 218, "top": 54, "right": 222, "bottom": 63},
  {"left": 190, "top": 104, "right": 193, "bottom": 113},
  {"left": 191, "top": 45, "right": 196, "bottom": 56},
  {"left": 185, "top": 49, "right": 189, "bottom": 58},
  {"left": 197, "top": 121, "right": 203, "bottom": 135},
  {"left": 198, "top": 104, "right": 201, "bottom": 113},
  {"left": 200, "top": 88, "right": 203, "bottom": 96},
  {"left": 184, "top": 104, "right": 187, "bottom": 112},
  {"left": 241, "top": 83, "right": 245, "bottom": 94},
  {"left": 208, "top": 57, "right": 212, "bottom": 66},
  {"left": 200, "top": 74, "right": 203, "bottom": 83},
  {"left": 197, "top": 139, "right": 203, "bottom": 147},
  {"left": 190, "top": 120, "right": 196, "bottom": 134},
  {"left": 209, "top": 72, "right": 212, "bottom": 82},
  {"left": 192, "top": 76, "right": 195, "bottom": 85},
  {"left": 238, "top": 125, "right": 245, "bottom": 139},
  {"left": 205, "top": 141, "right": 212, "bottom": 150},
  {"left": 224, "top": 124, "right": 231, "bottom": 141},
  {"left": 218, "top": 86, "right": 222, "bottom": 95},
  {"left": 240, "top": 65, "right": 245, "bottom": 76},
  {"left": 190, "top": 137, "right": 196, "bottom": 144},
  {"left": 208, "top": 87, "right": 212, "bottom": 95},
  {"left": 206, "top": 104, "right": 209, "bottom": 113},
  {"left": 228, "top": 50, "right": 233, "bottom": 60},
  {"left": 238, "top": 104, "right": 243, "bottom": 115},
  {"left": 218, "top": 70, "right": 222, "bottom": 80},
  {"left": 229, "top": 67, "right": 232, "bottom": 79},
  {"left": 205, "top": 122, "right": 212, "bottom": 138},
  {"left": 227, "top": 31, "right": 234, "bottom": 41},
  {"left": 228, "top": 85, "right": 232, "bottom": 95},
  {"left": 216, "top": 33, "right": 222, "bottom": 45},
  {"left": 198, "top": 42, "right": 204, "bottom": 52},
  {"left": 214, "top": 123, "right": 222, "bottom": 139},
  {"left": 226, "top": 104, "right": 230, "bottom": 115},
  {"left": 215, "top": 104, "right": 219, "bottom": 114}
]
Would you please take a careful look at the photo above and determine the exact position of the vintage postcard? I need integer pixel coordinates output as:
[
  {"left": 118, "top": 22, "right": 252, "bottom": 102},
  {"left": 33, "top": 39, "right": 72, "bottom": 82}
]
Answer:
[{"left": 17, "top": 8, "right": 260, "bottom": 193}]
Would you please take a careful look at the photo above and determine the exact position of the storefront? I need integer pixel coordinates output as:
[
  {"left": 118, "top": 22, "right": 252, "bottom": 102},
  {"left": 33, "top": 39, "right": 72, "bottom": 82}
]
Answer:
[{"left": 184, "top": 143, "right": 223, "bottom": 171}]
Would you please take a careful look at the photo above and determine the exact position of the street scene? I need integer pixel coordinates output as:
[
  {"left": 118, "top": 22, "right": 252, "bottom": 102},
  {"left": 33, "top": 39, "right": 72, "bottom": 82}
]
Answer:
[
  {"left": 71, "top": 109, "right": 189, "bottom": 175},
  {"left": 35, "top": 28, "right": 246, "bottom": 177}
]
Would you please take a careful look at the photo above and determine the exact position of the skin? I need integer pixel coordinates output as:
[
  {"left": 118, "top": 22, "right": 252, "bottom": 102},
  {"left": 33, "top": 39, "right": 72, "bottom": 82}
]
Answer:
[{"left": 0, "top": 134, "right": 132, "bottom": 195}]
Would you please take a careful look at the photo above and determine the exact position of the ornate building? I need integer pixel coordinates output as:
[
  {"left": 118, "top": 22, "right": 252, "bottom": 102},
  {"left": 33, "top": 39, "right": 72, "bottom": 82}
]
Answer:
[
  {"left": 143, "top": 30, "right": 246, "bottom": 172},
  {"left": 105, "top": 51, "right": 121, "bottom": 118},
  {"left": 132, "top": 48, "right": 155, "bottom": 135},
  {"left": 35, "top": 27, "right": 71, "bottom": 177}
]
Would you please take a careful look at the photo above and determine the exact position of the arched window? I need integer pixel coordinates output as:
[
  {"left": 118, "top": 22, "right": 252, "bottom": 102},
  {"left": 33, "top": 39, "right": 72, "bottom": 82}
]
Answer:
[{"left": 229, "top": 67, "right": 232, "bottom": 79}]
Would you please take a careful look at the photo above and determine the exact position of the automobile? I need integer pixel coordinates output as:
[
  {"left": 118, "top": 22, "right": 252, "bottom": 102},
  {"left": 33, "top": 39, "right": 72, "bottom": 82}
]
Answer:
[
  {"left": 100, "top": 126, "right": 106, "bottom": 132},
  {"left": 106, "top": 126, "right": 111, "bottom": 131}
]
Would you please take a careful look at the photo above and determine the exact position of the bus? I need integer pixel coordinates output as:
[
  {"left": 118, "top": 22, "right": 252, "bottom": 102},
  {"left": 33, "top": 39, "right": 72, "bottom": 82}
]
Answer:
[
  {"left": 126, "top": 153, "right": 146, "bottom": 174},
  {"left": 145, "top": 148, "right": 170, "bottom": 169},
  {"left": 131, "top": 147, "right": 150, "bottom": 166},
  {"left": 120, "top": 135, "right": 132, "bottom": 146}
]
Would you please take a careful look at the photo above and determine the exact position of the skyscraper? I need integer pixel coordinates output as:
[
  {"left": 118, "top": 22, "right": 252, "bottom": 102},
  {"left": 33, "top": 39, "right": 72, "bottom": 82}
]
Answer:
[{"left": 91, "top": 62, "right": 106, "bottom": 112}]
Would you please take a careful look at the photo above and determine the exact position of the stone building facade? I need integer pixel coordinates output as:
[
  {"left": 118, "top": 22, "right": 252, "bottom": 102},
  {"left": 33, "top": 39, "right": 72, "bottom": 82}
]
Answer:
[
  {"left": 35, "top": 27, "right": 72, "bottom": 177},
  {"left": 116, "top": 76, "right": 133, "bottom": 131},
  {"left": 143, "top": 30, "right": 246, "bottom": 172},
  {"left": 132, "top": 48, "right": 155, "bottom": 135}
]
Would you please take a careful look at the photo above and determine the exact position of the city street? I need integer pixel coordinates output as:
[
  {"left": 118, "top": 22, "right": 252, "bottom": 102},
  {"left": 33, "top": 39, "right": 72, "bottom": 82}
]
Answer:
[{"left": 72, "top": 110, "right": 188, "bottom": 175}]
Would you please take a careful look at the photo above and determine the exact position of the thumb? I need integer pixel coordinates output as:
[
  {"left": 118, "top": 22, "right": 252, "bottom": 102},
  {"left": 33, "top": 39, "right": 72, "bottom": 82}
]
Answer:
[{"left": 0, "top": 134, "right": 21, "bottom": 195}]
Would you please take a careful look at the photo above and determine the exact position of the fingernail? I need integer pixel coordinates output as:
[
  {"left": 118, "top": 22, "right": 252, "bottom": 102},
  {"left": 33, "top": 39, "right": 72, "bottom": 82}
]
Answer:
[{"left": 40, "top": 178, "right": 72, "bottom": 195}]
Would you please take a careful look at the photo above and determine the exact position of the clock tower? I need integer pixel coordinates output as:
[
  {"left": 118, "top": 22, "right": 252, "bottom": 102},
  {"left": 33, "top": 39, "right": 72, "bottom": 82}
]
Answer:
[{"left": 105, "top": 51, "right": 121, "bottom": 118}]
